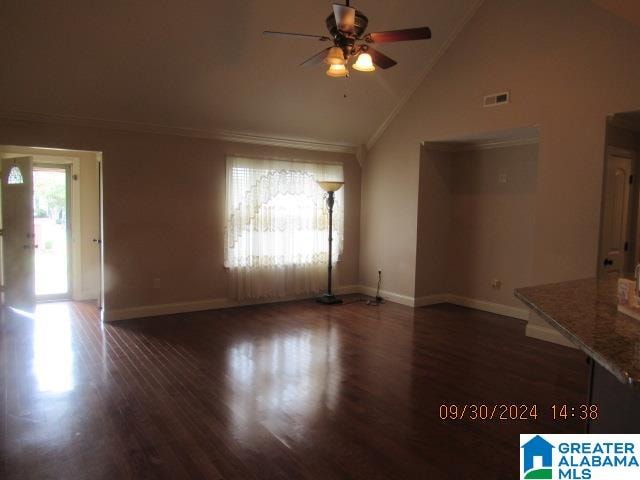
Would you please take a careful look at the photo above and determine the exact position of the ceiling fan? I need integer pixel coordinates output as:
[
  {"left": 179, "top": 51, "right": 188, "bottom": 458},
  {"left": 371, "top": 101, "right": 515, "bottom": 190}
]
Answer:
[{"left": 264, "top": 1, "right": 432, "bottom": 77}]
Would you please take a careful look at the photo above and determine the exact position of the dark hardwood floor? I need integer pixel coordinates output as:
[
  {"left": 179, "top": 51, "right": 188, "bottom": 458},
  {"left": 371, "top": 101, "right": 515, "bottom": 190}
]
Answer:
[{"left": 1, "top": 297, "right": 587, "bottom": 479}]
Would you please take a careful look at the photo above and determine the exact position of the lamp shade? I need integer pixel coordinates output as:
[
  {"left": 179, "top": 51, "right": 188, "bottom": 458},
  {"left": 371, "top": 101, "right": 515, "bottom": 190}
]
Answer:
[
  {"left": 353, "top": 52, "right": 375, "bottom": 72},
  {"left": 317, "top": 181, "right": 344, "bottom": 192},
  {"left": 325, "top": 46, "right": 345, "bottom": 65},
  {"left": 326, "top": 64, "right": 348, "bottom": 77}
]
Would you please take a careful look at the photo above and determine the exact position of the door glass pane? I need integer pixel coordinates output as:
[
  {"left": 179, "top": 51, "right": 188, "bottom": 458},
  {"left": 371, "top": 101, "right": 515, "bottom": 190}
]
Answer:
[
  {"left": 33, "top": 168, "right": 68, "bottom": 296},
  {"left": 8, "top": 165, "right": 24, "bottom": 184}
]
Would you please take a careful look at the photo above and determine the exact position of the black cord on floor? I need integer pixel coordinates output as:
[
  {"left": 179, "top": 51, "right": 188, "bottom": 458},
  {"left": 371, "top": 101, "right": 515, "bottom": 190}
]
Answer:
[{"left": 339, "top": 296, "right": 371, "bottom": 305}]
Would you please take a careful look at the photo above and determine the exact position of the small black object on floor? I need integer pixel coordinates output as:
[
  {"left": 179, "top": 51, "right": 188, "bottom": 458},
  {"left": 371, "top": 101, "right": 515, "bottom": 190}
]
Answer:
[{"left": 316, "top": 294, "right": 343, "bottom": 305}]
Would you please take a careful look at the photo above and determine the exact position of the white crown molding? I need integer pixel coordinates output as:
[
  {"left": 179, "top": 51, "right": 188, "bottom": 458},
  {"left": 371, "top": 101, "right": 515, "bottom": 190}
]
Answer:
[
  {"left": 214, "top": 128, "right": 358, "bottom": 154},
  {"left": 424, "top": 136, "right": 539, "bottom": 152},
  {"left": 355, "top": 144, "right": 368, "bottom": 167},
  {"left": 0, "top": 110, "right": 359, "bottom": 155},
  {"left": 365, "top": 0, "right": 486, "bottom": 152}
]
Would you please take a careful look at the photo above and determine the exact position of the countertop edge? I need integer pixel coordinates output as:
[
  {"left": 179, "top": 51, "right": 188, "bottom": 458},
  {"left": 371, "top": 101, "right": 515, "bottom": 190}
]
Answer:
[{"left": 514, "top": 288, "right": 635, "bottom": 388}]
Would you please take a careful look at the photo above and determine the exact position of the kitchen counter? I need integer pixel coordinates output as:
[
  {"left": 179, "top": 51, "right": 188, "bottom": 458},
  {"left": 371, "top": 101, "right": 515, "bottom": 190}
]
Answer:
[{"left": 515, "top": 277, "right": 640, "bottom": 388}]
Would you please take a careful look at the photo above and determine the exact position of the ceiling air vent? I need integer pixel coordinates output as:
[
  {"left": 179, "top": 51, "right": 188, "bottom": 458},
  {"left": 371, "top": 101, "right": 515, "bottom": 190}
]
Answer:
[{"left": 483, "top": 91, "right": 510, "bottom": 108}]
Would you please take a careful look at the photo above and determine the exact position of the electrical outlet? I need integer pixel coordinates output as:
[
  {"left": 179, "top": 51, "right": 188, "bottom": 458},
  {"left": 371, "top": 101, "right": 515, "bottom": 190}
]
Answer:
[
  {"left": 498, "top": 173, "right": 508, "bottom": 184},
  {"left": 153, "top": 278, "right": 161, "bottom": 289},
  {"left": 491, "top": 279, "right": 502, "bottom": 290}
]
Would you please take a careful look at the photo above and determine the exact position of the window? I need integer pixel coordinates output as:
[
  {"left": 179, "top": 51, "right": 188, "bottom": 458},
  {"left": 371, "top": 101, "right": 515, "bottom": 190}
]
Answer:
[{"left": 225, "top": 156, "right": 343, "bottom": 300}]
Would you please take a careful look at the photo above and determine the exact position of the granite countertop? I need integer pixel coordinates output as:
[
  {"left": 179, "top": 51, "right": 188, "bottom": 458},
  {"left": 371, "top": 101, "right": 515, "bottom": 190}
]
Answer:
[{"left": 515, "top": 277, "right": 640, "bottom": 388}]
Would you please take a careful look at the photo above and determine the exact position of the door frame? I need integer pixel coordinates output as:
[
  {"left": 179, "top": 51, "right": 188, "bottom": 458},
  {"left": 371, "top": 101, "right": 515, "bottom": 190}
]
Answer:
[
  {"left": 33, "top": 162, "right": 73, "bottom": 301},
  {"left": 98, "top": 153, "right": 104, "bottom": 312}
]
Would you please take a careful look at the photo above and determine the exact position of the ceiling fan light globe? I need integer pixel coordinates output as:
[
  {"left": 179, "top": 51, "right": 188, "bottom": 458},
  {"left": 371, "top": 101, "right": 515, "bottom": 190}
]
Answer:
[
  {"left": 325, "top": 46, "right": 345, "bottom": 65},
  {"left": 353, "top": 52, "right": 375, "bottom": 72},
  {"left": 326, "top": 64, "right": 348, "bottom": 77}
]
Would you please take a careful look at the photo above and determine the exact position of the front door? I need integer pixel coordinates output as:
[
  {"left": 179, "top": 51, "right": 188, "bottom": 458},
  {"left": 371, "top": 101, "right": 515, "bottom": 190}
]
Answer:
[
  {"left": 1, "top": 156, "right": 36, "bottom": 309},
  {"left": 599, "top": 150, "right": 634, "bottom": 276}
]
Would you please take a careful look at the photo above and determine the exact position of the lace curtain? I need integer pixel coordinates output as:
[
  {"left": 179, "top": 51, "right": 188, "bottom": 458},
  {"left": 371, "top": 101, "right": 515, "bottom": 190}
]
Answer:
[{"left": 225, "top": 156, "right": 344, "bottom": 300}]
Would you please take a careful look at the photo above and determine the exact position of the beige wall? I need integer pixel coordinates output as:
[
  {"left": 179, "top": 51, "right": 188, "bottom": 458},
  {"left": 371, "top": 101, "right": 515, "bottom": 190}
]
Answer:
[
  {"left": 449, "top": 145, "right": 537, "bottom": 307},
  {"left": 360, "top": 0, "right": 640, "bottom": 301},
  {"left": 415, "top": 148, "right": 453, "bottom": 297},
  {"left": 415, "top": 144, "right": 537, "bottom": 309},
  {"left": 0, "top": 120, "right": 360, "bottom": 312}
]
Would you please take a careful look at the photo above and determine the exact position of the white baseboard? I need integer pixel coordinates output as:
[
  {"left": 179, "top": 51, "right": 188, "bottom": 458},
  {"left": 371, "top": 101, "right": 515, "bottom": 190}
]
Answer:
[
  {"left": 395, "top": 290, "right": 574, "bottom": 348},
  {"left": 414, "top": 293, "right": 530, "bottom": 320},
  {"left": 415, "top": 293, "right": 575, "bottom": 347},
  {"left": 105, "top": 298, "right": 233, "bottom": 321},
  {"left": 103, "top": 284, "right": 570, "bottom": 349},
  {"left": 445, "top": 295, "right": 531, "bottom": 321},
  {"left": 414, "top": 294, "right": 452, "bottom": 307},
  {"left": 357, "top": 285, "right": 416, "bottom": 307},
  {"left": 525, "top": 323, "right": 576, "bottom": 349},
  {"left": 104, "top": 285, "right": 362, "bottom": 322}
]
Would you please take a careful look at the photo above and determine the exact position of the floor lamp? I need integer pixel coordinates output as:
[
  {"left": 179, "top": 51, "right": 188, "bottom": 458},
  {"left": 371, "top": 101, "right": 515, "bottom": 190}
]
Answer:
[{"left": 316, "top": 181, "right": 344, "bottom": 305}]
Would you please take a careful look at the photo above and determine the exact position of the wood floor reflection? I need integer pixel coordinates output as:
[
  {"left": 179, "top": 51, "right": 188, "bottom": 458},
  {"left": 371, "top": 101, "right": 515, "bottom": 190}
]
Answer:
[{"left": 0, "top": 298, "right": 587, "bottom": 479}]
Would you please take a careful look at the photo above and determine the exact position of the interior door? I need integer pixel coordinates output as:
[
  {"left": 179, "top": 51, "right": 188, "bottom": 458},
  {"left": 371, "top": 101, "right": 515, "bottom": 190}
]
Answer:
[
  {"left": 599, "top": 152, "right": 633, "bottom": 276},
  {"left": 1, "top": 156, "right": 36, "bottom": 309}
]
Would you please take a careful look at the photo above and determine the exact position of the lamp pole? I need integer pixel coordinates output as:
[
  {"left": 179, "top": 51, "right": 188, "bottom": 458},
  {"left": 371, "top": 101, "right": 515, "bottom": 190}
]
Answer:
[
  {"left": 327, "top": 190, "right": 335, "bottom": 296},
  {"left": 316, "top": 181, "right": 344, "bottom": 305}
]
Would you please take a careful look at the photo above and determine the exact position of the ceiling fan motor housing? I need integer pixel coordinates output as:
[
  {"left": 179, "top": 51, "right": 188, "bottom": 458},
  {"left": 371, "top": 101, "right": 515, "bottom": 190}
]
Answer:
[{"left": 326, "top": 10, "right": 368, "bottom": 57}]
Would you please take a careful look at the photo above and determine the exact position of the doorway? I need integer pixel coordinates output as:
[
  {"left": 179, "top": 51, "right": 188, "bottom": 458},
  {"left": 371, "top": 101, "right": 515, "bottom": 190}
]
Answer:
[
  {"left": 33, "top": 164, "right": 71, "bottom": 299},
  {"left": 1, "top": 146, "right": 102, "bottom": 311},
  {"left": 598, "top": 112, "right": 640, "bottom": 277}
]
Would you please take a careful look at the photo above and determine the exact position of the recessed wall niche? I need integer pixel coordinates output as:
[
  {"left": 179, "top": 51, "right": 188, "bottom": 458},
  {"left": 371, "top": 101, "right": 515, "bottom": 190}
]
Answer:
[{"left": 415, "top": 128, "right": 540, "bottom": 311}]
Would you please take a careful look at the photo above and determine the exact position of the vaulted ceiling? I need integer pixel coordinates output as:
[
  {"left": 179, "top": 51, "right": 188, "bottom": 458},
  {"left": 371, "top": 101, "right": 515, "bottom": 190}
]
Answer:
[
  {"left": 0, "top": 1, "right": 480, "bottom": 147},
  {"left": 592, "top": 0, "right": 640, "bottom": 29}
]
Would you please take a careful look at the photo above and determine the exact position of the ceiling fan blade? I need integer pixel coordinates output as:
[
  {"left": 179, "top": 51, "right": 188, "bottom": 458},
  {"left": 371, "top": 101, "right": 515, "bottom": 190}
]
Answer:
[
  {"left": 332, "top": 3, "right": 356, "bottom": 32},
  {"left": 366, "top": 47, "right": 397, "bottom": 69},
  {"left": 300, "top": 48, "right": 331, "bottom": 67},
  {"left": 365, "top": 27, "right": 432, "bottom": 43},
  {"left": 263, "top": 31, "right": 331, "bottom": 41}
]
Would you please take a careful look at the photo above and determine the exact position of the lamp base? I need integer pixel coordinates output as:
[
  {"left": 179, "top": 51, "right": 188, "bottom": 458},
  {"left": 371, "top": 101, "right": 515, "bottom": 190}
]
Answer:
[{"left": 316, "top": 293, "right": 343, "bottom": 305}]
